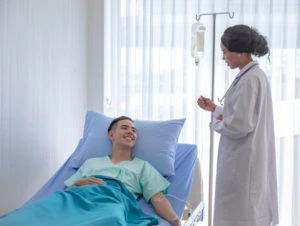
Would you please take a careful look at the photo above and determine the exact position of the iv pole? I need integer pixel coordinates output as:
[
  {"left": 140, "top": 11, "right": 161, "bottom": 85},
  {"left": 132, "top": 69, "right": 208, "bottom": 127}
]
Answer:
[{"left": 195, "top": 11, "right": 234, "bottom": 226}]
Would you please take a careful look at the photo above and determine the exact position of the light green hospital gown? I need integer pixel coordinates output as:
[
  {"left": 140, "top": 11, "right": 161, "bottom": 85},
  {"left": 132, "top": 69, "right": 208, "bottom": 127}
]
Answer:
[{"left": 64, "top": 156, "right": 170, "bottom": 202}]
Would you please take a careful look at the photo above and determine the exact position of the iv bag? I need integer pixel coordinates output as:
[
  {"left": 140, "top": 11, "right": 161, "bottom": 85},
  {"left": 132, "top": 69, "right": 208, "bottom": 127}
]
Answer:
[{"left": 191, "top": 22, "right": 205, "bottom": 64}]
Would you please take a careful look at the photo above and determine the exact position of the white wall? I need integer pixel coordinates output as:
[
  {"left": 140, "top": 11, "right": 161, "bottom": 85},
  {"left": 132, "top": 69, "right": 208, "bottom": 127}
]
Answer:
[
  {"left": 87, "top": 0, "right": 105, "bottom": 111},
  {"left": 0, "top": 0, "right": 104, "bottom": 215}
]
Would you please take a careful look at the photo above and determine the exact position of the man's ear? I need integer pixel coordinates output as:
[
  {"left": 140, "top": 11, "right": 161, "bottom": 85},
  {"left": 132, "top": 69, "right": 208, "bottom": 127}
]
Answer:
[{"left": 107, "top": 131, "right": 113, "bottom": 140}]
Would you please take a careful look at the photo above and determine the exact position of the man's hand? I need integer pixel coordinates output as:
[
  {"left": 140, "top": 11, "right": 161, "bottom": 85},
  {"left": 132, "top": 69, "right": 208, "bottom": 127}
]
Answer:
[
  {"left": 171, "top": 218, "right": 182, "bottom": 226},
  {"left": 73, "top": 177, "right": 106, "bottom": 186}
]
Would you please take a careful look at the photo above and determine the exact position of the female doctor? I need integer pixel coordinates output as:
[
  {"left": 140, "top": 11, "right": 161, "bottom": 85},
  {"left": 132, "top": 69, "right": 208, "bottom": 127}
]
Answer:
[{"left": 197, "top": 25, "right": 279, "bottom": 226}]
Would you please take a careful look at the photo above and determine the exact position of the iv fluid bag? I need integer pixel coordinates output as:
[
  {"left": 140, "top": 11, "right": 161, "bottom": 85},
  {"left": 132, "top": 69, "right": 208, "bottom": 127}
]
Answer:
[{"left": 191, "top": 22, "right": 205, "bottom": 60}]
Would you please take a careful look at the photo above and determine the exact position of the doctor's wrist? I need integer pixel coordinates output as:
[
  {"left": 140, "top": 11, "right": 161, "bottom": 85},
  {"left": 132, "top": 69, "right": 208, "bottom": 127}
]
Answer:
[{"left": 212, "top": 103, "right": 216, "bottom": 112}]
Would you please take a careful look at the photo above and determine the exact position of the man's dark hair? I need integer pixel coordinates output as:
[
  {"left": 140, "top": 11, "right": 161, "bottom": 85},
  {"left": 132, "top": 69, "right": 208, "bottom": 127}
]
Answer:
[{"left": 107, "top": 116, "right": 134, "bottom": 132}]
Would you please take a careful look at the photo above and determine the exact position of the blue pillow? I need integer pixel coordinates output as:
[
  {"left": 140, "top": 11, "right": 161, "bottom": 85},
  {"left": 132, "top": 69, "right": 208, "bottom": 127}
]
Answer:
[{"left": 70, "top": 111, "right": 185, "bottom": 176}]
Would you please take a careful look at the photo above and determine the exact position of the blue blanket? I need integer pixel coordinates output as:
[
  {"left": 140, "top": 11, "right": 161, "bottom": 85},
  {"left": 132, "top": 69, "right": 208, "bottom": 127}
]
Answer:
[{"left": 0, "top": 175, "right": 159, "bottom": 226}]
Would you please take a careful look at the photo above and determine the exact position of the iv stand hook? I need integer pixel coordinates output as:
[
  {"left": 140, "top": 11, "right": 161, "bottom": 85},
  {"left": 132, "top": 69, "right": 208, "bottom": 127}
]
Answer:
[{"left": 195, "top": 11, "right": 234, "bottom": 21}]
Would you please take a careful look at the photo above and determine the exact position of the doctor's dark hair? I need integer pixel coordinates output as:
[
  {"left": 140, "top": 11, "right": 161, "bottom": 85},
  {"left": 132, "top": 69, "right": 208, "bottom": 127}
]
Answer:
[
  {"left": 107, "top": 116, "right": 134, "bottom": 132},
  {"left": 221, "top": 24, "right": 269, "bottom": 57}
]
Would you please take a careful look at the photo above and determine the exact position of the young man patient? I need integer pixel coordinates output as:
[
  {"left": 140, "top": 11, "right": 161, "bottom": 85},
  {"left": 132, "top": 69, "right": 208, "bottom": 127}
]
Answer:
[
  {"left": 0, "top": 116, "right": 182, "bottom": 226},
  {"left": 65, "top": 116, "right": 182, "bottom": 226}
]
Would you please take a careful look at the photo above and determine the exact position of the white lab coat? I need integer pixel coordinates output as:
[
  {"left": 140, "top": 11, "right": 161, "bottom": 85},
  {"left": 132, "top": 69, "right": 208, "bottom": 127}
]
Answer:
[{"left": 212, "top": 61, "right": 279, "bottom": 226}]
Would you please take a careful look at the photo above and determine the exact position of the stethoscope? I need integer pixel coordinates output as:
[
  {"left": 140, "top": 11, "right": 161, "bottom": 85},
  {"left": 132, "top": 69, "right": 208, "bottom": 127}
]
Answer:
[{"left": 217, "top": 62, "right": 258, "bottom": 105}]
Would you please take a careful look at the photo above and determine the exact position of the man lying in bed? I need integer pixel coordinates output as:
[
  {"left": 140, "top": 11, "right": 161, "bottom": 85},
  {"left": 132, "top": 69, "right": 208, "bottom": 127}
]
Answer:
[{"left": 0, "top": 116, "right": 181, "bottom": 226}]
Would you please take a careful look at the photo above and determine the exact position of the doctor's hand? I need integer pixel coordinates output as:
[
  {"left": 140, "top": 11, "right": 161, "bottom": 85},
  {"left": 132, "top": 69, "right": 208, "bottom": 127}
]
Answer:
[
  {"left": 216, "top": 114, "right": 223, "bottom": 121},
  {"left": 73, "top": 177, "right": 106, "bottom": 186},
  {"left": 197, "top": 95, "right": 216, "bottom": 112}
]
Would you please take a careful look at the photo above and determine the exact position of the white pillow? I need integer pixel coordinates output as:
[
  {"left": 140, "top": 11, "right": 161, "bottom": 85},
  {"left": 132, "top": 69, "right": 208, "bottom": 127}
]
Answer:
[{"left": 70, "top": 111, "right": 185, "bottom": 176}]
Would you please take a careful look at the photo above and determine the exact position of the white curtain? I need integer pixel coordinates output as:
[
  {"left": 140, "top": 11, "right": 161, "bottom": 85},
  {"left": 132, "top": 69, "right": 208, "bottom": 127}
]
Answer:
[{"left": 103, "top": 0, "right": 300, "bottom": 225}]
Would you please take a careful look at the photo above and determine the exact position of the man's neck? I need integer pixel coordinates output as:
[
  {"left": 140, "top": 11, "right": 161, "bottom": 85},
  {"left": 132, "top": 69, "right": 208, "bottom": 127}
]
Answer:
[{"left": 111, "top": 148, "right": 133, "bottom": 163}]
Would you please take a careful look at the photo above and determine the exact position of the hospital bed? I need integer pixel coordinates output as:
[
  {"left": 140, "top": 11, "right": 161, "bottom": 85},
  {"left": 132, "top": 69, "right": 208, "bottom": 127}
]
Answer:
[{"left": 25, "top": 112, "right": 205, "bottom": 226}]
